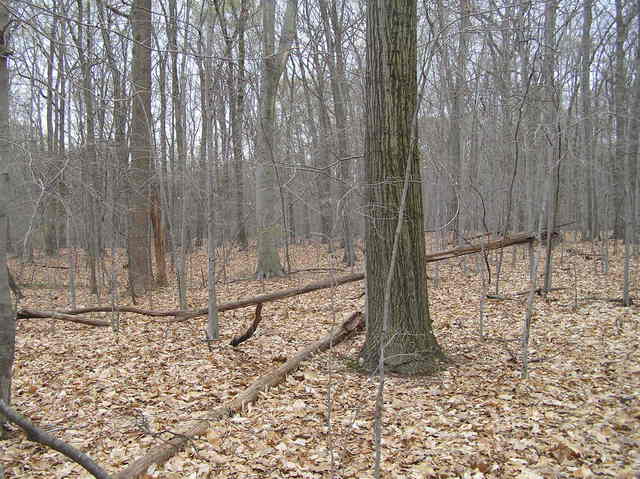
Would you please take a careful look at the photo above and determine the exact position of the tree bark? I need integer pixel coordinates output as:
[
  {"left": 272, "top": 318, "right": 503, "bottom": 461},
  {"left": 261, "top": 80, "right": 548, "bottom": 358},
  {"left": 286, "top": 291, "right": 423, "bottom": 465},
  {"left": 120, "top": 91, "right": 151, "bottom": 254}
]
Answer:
[
  {"left": 127, "top": 0, "right": 154, "bottom": 297},
  {"left": 255, "top": 0, "right": 297, "bottom": 279},
  {"left": 360, "top": 0, "right": 444, "bottom": 375},
  {"left": 0, "top": 3, "right": 15, "bottom": 437}
]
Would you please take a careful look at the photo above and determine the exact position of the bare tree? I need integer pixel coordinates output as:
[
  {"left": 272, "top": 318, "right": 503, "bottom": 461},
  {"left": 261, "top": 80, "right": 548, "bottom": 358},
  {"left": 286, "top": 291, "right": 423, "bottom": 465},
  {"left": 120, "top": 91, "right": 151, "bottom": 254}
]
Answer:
[
  {"left": 127, "top": 0, "right": 154, "bottom": 297},
  {"left": 318, "top": 0, "right": 356, "bottom": 264},
  {"left": 255, "top": 0, "right": 297, "bottom": 279},
  {"left": 612, "top": 0, "right": 629, "bottom": 238},
  {"left": 0, "top": 1, "right": 15, "bottom": 437}
]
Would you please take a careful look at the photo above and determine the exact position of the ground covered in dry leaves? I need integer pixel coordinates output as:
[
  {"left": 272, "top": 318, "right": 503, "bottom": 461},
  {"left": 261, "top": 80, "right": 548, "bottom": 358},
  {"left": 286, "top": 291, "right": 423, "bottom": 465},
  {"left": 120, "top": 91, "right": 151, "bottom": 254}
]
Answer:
[{"left": 2, "top": 237, "right": 639, "bottom": 478}]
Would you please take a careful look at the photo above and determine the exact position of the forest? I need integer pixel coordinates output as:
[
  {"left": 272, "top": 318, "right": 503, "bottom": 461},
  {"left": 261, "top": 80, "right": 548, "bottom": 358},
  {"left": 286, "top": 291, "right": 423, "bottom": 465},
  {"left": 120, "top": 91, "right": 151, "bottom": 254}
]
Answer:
[{"left": 0, "top": 0, "right": 638, "bottom": 477}]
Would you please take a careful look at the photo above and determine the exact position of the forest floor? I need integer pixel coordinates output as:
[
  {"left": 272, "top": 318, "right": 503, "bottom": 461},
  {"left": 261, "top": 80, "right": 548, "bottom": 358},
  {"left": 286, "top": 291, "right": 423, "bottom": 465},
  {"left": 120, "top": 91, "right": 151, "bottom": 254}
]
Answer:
[{"left": 1, "top": 236, "right": 639, "bottom": 479}]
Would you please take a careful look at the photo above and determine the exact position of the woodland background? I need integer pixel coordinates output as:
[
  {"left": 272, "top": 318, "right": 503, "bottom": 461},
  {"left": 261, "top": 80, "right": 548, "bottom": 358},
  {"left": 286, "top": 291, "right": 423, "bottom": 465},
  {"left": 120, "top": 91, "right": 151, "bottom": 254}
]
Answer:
[{"left": 0, "top": 0, "right": 638, "bottom": 477}]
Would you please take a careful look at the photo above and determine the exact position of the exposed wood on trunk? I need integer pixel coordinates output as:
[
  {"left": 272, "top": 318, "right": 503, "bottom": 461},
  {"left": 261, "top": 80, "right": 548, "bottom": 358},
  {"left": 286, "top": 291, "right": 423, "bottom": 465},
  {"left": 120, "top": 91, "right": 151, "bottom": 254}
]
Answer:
[
  {"left": 114, "top": 311, "right": 364, "bottom": 479},
  {"left": 7, "top": 267, "right": 21, "bottom": 299},
  {"left": 230, "top": 303, "right": 263, "bottom": 347}
]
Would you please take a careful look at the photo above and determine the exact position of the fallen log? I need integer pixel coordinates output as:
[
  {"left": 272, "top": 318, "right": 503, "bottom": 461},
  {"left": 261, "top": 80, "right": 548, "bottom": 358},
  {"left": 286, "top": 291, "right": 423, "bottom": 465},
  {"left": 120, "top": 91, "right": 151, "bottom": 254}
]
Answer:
[
  {"left": 423, "top": 232, "right": 534, "bottom": 263},
  {"left": 23, "top": 273, "right": 365, "bottom": 321},
  {"left": 114, "top": 311, "right": 364, "bottom": 479},
  {"left": 17, "top": 309, "right": 110, "bottom": 327},
  {"left": 21, "top": 233, "right": 536, "bottom": 324},
  {"left": 514, "top": 287, "right": 567, "bottom": 296}
]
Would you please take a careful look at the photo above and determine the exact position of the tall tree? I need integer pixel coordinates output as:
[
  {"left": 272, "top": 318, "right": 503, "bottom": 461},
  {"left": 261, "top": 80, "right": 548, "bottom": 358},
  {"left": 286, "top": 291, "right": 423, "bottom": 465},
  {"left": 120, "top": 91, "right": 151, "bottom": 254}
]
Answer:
[
  {"left": 580, "top": 0, "right": 597, "bottom": 240},
  {"left": 255, "top": 0, "right": 297, "bottom": 278},
  {"left": 542, "top": 0, "right": 559, "bottom": 292},
  {"left": 319, "top": 0, "right": 356, "bottom": 264},
  {"left": 612, "top": 0, "right": 629, "bottom": 238},
  {"left": 360, "top": 0, "right": 444, "bottom": 374},
  {"left": 73, "top": 0, "right": 100, "bottom": 295},
  {"left": 0, "top": 1, "right": 15, "bottom": 437},
  {"left": 167, "top": 0, "right": 189, "bottom": 309},
  {"left": 128, "top": 0, "right": 154, "bottom": 297},
  {"left": 234, "top": 0, "right": 249, "bottom": 250}
]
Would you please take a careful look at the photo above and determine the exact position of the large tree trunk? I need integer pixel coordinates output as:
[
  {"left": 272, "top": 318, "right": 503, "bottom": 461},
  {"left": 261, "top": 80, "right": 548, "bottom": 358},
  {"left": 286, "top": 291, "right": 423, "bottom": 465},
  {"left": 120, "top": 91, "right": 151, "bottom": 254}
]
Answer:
[
  {"left": 127, "top": 0, "right": 154, "bottom": 297},
  {"left": 0, "top": 2, "right": 15, "bottom": 437},
  {"left": 255, "top": 0, "right": 297, "bottom": 279},
  {"left": 360, "top": 0, "right": 444, "bottom": 375}
]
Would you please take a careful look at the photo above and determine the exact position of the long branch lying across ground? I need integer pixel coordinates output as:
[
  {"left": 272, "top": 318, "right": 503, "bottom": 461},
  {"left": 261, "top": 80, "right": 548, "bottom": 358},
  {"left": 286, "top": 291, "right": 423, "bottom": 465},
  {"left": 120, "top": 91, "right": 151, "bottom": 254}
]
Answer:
[{"left": 16, "top": 233, "right": 535, "bottom": 324}]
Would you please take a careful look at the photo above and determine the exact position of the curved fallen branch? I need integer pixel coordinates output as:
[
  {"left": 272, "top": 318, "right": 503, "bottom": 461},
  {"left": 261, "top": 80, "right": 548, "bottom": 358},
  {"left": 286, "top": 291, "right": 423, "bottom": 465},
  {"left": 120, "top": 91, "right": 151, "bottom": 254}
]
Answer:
[
  {"left": 230, "top": 303, "right": 263, "bottom": 347},
  {"left": 0, "top": 400, "right": 112, "bottom": 479},
  {"left": 115, "top": 311, "right": 364, "bottom": 479}
]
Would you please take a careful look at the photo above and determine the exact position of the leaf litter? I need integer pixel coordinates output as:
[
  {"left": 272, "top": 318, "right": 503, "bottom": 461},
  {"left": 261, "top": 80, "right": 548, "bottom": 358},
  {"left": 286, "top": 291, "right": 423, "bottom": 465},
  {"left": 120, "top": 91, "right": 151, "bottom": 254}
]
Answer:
[{"left": 2, "top": 239, "right": 639, "bottom": 478}]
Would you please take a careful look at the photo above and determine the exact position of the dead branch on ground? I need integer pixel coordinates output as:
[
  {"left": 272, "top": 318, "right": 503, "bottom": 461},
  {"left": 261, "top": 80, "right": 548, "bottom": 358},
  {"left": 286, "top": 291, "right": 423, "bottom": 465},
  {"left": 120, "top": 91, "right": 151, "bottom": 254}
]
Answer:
[
  {"left": 17, "top": 309, "right": 110, "bottom": 327},
  {"left": 114, "top": 312, "right": 363, "bottom": 479},
  {"left": 230, "top": 304, "right": 263, "bottom": 347},
  {"left": 0, "top": 400, "right": 112, "bottom": 479},
  {"left": 17, "top": 234, "right": 537, "bottom": 325}
]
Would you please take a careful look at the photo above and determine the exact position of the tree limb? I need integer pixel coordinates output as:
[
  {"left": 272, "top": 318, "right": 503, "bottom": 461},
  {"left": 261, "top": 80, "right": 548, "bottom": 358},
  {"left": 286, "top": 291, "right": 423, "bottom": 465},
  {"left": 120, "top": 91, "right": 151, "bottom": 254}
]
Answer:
[
  {"left": 229, "top": 303, "right": 263, "bottom": 346},
  {"left": 18, "top": 234, "right": 537, "bottom": 324},
  {"left": 0, "top": 400, "right": 112, "bottom": 479},
  {"left": 17, "top": 309, "right": 110, "bottom": 327}
]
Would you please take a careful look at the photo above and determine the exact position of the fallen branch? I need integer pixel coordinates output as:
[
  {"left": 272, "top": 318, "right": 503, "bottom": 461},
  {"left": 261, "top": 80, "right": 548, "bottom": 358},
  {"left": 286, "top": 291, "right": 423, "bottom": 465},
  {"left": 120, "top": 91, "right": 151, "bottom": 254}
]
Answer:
[
  {"left": 580, "top": 296, "right": 635, "bottom": 305},
  {"left": 230, "top": 303, "right": 263, "bottom": 347},
  {"left": 17, "top": 309, "right": 110, "bottom": 327},
  {"left": 423, "top": 232, "right": 535, "bottom": 263},
  {"left": 115, "top": 311, "right": 364, "bottom": 479},
  {"left": 20, "top": 234, "right": 537, "bottom": 324},
  {"left": 0, "top": 400, "right": 112, "bottom": 479},
  {"left": 174, "top": 273, "right": 365, "bottom": 321},
  {"left": 486, "top": 294, "right": 522, "bottom": 302},
  {"left": 513, "top": 287, "right": 567, "bottom": 296}
]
